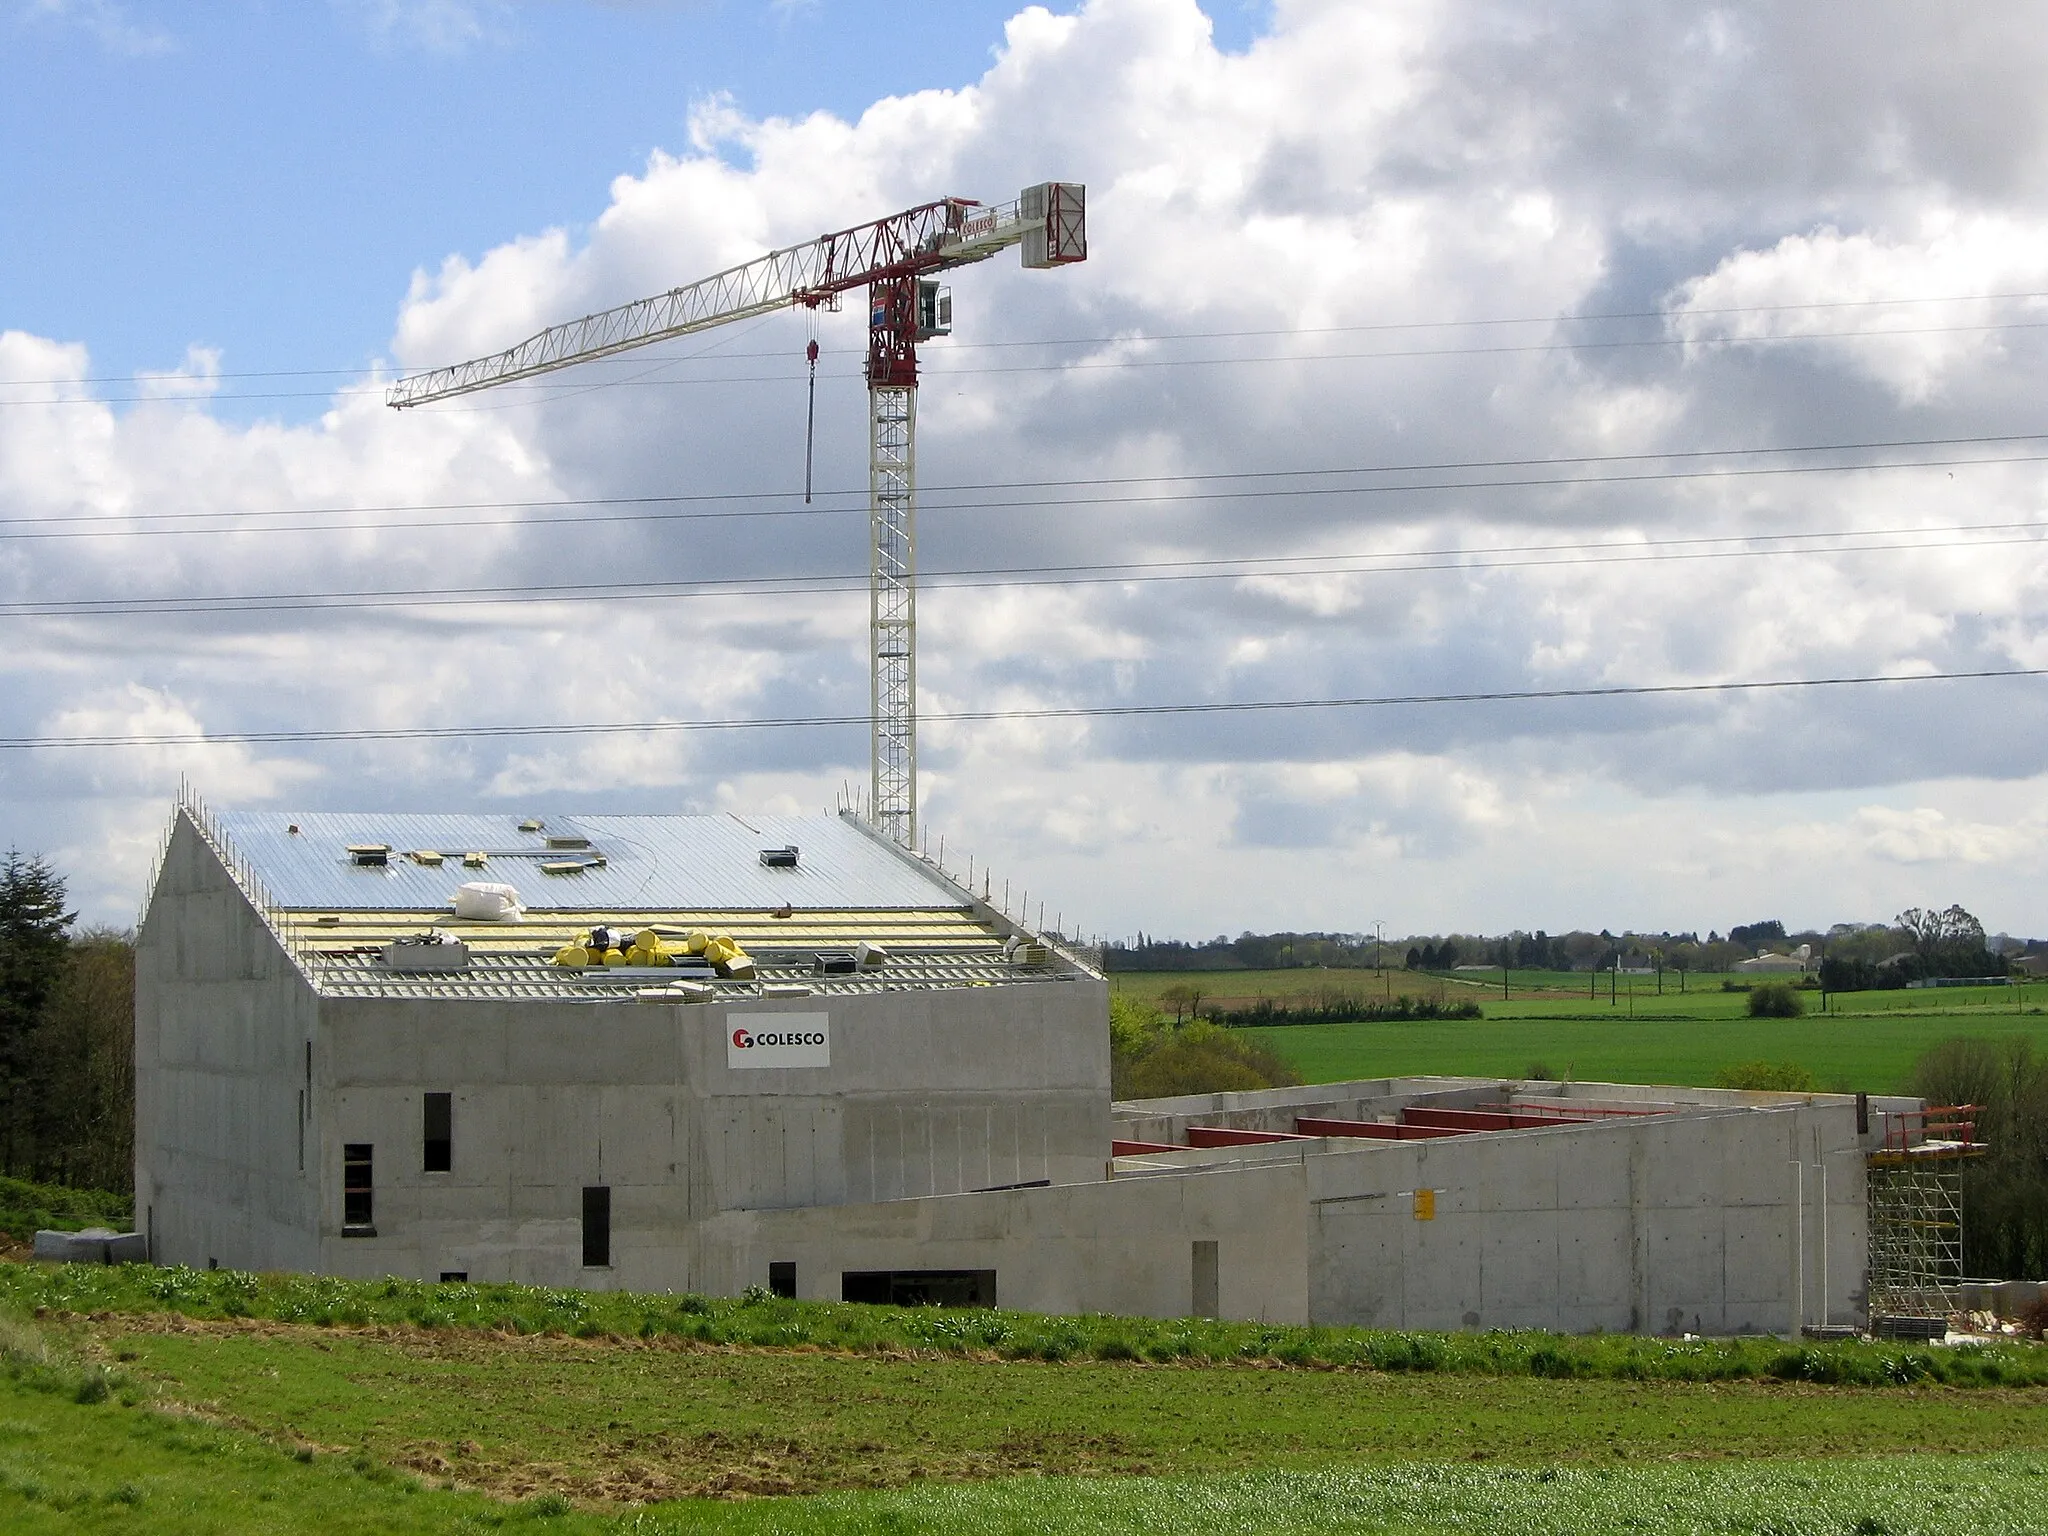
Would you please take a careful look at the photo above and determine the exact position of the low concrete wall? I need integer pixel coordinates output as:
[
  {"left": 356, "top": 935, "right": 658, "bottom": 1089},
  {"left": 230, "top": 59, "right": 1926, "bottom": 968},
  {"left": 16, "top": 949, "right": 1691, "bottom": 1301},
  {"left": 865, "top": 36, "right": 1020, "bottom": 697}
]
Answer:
[
  {"left": 682, "top": 1097, "right": 1867, "bottom": 1336},
  {"left": 1301, "top": 1102, "right": 1865, "bottom": 1334},
  {"left": 1960, "top": 1279, "right": 2045, "bottom": 1318},
  {"left": 697, "top": 1159, "right": 1311, "bottom": 1323}
]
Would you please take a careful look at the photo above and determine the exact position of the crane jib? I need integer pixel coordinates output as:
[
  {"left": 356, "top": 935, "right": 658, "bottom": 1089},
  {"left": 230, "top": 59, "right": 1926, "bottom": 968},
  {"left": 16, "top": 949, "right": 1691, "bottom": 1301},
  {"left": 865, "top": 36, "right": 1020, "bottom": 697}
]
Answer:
[{"left": 385, "top": 185, "right": 1083, "bottom": 409}]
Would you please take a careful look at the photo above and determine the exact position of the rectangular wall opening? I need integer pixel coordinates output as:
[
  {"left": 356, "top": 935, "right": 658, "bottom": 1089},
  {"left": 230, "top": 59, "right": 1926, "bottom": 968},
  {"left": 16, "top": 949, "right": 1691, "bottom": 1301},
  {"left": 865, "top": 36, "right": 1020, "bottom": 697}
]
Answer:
[
  {"left": 841, "top": 1270, "right": 996, "bottom": 1308},
  {"left": 582, "top": 1186, "right": 611, "bottom": 1268},
  {"left": 768, "top": 1261, "right": 797, "bottom": 1299},
  {"left": 342, "top": 1144, "right": 374, "bottom": 1235},
  {"left": 423, "top": 1092, "right": 452, "bottom": 1173},
  {"left": 1192, "top": 1239, "right": 1219, "bottom": 1319}
]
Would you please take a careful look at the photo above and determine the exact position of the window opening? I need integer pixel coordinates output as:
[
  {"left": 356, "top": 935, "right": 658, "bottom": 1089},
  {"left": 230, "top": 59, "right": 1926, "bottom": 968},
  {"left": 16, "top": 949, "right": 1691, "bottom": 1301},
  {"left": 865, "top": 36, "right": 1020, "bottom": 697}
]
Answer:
[
  {"left": 439, "top": 1271, "right": 468, "bottom": 1284},
  {"left": 1192, "top": 1240, "right": 1220, "bottom": 1319},
  {"left": 840, "top": 1270, "right": 995, "bottom": 1308},
  {"left": 582, "top": 1186, "right": 611, "bottom": 1268},
  {"left": 424, "top": 1092, "right": 452, "bottom": 1173},
  {"left": 768, "top": 1261, "right": 797, "bottom": 1299},
  {"left": 343, "top": 1144, "right": 374, "bottom": 1234}
]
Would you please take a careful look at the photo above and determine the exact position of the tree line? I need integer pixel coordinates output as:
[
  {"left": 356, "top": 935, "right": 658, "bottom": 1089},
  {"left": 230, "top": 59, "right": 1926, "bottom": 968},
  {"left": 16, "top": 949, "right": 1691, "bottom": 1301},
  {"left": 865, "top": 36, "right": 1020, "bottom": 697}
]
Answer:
[
  {"left": 1108, "top": 906, "right": 2027, "bottom": 984},
  {"left": 0, "top": 852, "right": 133, "bottom": 1193}
]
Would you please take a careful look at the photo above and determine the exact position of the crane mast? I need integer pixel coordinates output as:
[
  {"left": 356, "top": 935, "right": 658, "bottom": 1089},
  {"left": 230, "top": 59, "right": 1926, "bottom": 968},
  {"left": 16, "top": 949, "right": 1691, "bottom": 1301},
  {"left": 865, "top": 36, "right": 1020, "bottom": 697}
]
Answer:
[{"left": 389, "top": 183, "right": 1085, "bottom": 847}]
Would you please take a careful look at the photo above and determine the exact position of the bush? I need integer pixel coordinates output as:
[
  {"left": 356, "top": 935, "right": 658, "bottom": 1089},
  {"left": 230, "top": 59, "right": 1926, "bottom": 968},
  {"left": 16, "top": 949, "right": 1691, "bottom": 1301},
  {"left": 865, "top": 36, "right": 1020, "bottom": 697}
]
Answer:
[
  {"left": 1913, "top": 1036, "right": 2048, "bottom": 1279},
  {"left": 1747, "top": 981, "right": 1804, "bottom": 1017},
  {"left": 1715, "top": 1061, "right": 1818, "bottom": 1092},
  {"left": 1109, "top": 995, "right": 1301, "bottom": 1099},
  {"left": 1116, "top": 1021, "right": 1303, "bottom": 1099},
  {"left": 0, "top": 1176, "right": 131, "bottom": 1243},
  {"left": 1210, "top": 995, "right": 1481, "bottom": 1027}
]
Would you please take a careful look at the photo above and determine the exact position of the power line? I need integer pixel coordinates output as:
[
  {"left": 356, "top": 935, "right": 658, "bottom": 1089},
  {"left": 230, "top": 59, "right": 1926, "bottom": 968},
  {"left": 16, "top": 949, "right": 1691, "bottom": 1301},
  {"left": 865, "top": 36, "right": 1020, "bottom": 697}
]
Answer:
[
  {"left": 14, "top": 286, "right": 2048, "bottom": 387},
  {"left": 6, "top": 518, "right": 2042, "bottom": 620},
  {"left": 10, "top": 317, "right": 2048, "bottom": 408},
  {"left": 7, "top": 438, "right": 2047, "bottom": 545},
  {"left": 4, "top": 666, "right": 2038, "bottom": 752}
]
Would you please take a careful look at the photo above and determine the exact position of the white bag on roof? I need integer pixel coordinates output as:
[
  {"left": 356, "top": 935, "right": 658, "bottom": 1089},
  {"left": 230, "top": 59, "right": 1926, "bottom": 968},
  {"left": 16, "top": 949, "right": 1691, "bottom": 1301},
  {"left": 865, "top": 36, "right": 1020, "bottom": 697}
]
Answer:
[{"left": 452, "top": 881, "right": 523, "bottom": 922}]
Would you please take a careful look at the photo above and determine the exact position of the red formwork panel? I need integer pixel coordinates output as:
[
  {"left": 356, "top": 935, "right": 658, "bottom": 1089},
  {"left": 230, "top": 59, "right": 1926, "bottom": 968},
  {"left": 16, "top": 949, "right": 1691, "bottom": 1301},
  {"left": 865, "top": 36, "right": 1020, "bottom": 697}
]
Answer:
[
  {"left": 1111, "top": 1139, "right": 1182, "bottom": 1156},
  {"left": 1184, "top": 1125, "right": 1320, "bottom": 1147},
  {"left": 1295, "top": 1116, "right": 1469, "bottom": 1140},
  {"left": 1403, "top": 1106, "right": 1600, "bottom": 1132},
  {"left": 1495, "top": 1101, "right": 1663, "bottom": 1120}
]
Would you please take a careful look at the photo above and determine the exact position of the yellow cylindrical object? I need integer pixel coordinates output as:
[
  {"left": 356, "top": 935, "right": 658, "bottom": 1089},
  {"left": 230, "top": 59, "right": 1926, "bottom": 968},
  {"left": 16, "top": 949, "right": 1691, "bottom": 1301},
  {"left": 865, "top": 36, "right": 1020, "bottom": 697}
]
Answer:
[
  {"left": 554, "top": 944, "right": 589, "bottom": 968},
  {"left": 683, "top": 929, "right": 710, "bottom": 955},
  {"left": 602, "top": 948, "right": 630, "bottom": 967},
  {"left": 635, "top": 929, "right": 661, "bottom": 952},
  {"left": 703, "top": 936, "right": 734, "bottom": 965}
]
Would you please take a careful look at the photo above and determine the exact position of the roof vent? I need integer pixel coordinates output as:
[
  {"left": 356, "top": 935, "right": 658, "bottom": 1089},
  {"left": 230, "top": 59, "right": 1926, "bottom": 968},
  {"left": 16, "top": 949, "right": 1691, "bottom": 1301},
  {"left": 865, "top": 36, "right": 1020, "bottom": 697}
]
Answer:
[
  {"left": 545, "top": 835, "right": 591, "bottom": 850},
  {"left": 760, "top": 845, "right": 800, "bottom": 869},
  {"left": 346, "top": 843, "right": 390, "bottom": 868},
  {"left": 518, "top": 818, "right": 544, "bottom": 832}
]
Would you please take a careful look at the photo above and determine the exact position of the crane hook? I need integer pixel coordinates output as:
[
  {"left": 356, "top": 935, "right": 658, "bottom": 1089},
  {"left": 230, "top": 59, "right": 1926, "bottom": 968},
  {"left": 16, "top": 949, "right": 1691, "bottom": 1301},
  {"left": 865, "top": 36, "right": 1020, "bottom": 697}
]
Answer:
[{"left": 804, "top": 337, "right": 820, "bottom": 505}]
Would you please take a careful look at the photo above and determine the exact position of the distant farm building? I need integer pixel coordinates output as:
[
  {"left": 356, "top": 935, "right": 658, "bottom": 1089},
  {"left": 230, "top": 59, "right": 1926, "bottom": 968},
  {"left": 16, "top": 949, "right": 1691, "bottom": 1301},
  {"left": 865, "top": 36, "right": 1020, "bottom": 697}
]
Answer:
[{"left": 1735, "top": 945, "right": 1811, "bottom": 974}]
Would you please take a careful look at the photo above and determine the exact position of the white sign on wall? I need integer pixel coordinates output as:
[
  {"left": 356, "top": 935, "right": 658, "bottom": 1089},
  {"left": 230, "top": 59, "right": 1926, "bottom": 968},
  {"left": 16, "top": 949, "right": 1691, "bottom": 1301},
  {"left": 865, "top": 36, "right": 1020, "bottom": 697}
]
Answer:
[{"left": 726, "top": 1012, "right": 830, "bottom": 1070}]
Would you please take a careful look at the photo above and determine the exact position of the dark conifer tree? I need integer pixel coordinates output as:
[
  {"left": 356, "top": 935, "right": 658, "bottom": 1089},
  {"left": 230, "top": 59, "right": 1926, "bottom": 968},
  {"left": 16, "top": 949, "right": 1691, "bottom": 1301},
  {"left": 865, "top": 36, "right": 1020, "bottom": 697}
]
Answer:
[{"left": 0, "top": 851, "right": 75, "bottom": 1175}]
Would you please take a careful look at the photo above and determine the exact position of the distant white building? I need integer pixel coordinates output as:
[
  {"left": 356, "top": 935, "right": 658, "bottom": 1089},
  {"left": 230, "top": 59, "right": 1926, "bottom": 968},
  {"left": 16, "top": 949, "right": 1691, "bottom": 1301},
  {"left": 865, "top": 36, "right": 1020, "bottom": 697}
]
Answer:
[{"left": 1736, "top": 944, "right": 1811, "bottom": 974}]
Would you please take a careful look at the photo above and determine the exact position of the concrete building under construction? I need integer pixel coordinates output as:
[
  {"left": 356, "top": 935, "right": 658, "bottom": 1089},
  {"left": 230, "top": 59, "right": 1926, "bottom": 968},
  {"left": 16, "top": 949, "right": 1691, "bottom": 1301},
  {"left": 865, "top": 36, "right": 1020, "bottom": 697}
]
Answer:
[{"left": 135, "top": 793, "right": 1971, "bottom": 1334}]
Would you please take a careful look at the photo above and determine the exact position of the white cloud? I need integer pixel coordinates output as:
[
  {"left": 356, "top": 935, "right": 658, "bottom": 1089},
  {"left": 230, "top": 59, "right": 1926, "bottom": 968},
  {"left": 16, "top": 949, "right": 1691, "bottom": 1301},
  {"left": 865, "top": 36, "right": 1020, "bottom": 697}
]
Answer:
[
  {"left": 12, "top": 0, "right": 2048, "bottom": 936},
  {"left": 334, "top": 0, "right": 503, "bottom": 53},
  {"left": 17, "top": 0, "right": 171, "bottom": 55}
]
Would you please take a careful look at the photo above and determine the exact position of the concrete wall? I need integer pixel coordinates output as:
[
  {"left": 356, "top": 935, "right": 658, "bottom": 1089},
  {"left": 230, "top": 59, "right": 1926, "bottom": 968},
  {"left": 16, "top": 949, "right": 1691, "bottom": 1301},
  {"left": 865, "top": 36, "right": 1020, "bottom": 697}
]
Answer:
[
  {"left": 1301, "top": 1103, "right": 1868, "bottom": 1334},
  {"left": 135, "top": 814, "right": 320, "bottom": 1273},
  {"left": 696, "top": 1158, "right": 1311, "bottom": 1322},
  {"left": 684, "top": 1098, "right": 1872, "bottom": 1335},
  {"left": 310, "top": 971, "right": 1109, "bottom": 1290}
]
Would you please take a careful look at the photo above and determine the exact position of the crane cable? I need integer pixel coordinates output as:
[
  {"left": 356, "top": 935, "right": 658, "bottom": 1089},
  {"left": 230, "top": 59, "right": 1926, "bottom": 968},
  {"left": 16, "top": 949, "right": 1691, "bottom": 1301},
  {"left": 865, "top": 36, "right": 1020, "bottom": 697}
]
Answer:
[{"left": 803, "top": 312, "right": 821, "bottom": 505}]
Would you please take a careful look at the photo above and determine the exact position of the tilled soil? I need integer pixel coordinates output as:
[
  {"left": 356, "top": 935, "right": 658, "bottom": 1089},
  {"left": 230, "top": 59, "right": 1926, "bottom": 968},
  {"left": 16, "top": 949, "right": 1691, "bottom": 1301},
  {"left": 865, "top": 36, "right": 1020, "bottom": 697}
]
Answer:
[{"left": 74, "top": 1313, "right": 1164, "bottom": 1504}]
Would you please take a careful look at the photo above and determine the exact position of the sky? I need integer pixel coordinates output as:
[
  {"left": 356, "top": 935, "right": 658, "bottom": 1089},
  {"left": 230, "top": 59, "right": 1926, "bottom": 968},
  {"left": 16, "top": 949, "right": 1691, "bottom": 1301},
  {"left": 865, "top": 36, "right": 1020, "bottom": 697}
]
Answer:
[{"left": 5, "top": 0, "right": 2048, "bottom": 943}]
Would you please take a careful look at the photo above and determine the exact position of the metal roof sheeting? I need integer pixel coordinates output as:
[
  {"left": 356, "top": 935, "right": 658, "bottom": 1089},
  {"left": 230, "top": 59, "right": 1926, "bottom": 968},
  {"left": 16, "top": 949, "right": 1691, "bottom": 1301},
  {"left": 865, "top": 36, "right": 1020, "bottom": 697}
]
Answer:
[{"left": 213, "top": 810, "right": 966, "bottom": 913}]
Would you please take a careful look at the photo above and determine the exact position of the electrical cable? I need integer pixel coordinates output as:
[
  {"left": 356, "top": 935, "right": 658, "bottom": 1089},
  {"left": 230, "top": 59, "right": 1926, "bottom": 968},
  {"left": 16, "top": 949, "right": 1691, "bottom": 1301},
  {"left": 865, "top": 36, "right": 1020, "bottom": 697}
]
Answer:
[
  {"left": 10, "top": 316, "right": 2048, "bottom": 408},
  {"left": 4, "top": 517, "right": 2042, "bottom": 620},
  {"left": 13, "top": 286, "right": 2048, "bottom": 387},
  {"left": 4, "top": 666, "right": 2039, "bottom": 752},
  {"left": 5, "top": 437, "right": 2047, "bottom": 544}
]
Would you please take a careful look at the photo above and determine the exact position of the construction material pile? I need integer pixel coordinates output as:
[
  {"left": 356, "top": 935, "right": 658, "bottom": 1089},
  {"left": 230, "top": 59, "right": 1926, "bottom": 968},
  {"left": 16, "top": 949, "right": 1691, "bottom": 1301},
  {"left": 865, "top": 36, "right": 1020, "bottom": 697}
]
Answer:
[{"left": 551, "top": 926, "right": 755, "bottom": 980}]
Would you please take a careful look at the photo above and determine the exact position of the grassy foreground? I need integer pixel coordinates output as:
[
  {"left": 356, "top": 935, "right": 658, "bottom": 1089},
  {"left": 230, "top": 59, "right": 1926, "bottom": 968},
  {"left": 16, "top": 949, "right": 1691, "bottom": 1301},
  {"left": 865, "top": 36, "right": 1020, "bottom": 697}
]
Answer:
[
  {"left": 5, "top": 1264, "right": 2047, "bottom": 1531},
  {"left": 7, "top": 1262, "right": 2046, "bottom": 1388},
  {"left": 4, "top": 1305, "right": 2048, "bottom": 1532}
]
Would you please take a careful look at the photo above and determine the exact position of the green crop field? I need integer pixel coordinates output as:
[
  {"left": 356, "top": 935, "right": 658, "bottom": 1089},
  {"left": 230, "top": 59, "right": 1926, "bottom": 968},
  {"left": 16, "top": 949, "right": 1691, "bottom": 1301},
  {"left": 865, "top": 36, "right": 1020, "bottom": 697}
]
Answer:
[
  {"left": 4, "top": 1268, "right": 2047, "bottom": 1532},
  {"left": 1111, "top": 969, "right": 2048, "bottom": 1090}
]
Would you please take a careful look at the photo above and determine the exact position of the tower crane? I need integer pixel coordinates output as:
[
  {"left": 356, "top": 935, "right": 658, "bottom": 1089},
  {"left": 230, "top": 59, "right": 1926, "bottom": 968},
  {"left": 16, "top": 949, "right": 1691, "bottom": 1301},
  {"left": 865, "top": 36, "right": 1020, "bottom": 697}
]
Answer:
[{"left": 389, "top": 183, "right": 1088, "bottom": 848}]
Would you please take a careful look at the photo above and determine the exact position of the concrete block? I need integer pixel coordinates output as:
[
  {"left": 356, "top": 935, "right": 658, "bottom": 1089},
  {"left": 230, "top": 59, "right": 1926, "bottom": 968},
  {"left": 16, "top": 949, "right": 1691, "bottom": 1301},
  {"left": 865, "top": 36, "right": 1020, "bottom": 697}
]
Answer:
[{"left": 34, "top": 1228, "right": 145, "bottom": 1264}]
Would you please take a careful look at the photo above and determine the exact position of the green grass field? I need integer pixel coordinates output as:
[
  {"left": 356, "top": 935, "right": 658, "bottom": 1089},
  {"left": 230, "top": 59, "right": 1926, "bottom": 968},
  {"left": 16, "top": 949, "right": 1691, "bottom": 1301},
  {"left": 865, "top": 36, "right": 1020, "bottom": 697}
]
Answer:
[
  {"left": 1112, "top": 969, "right": 2048, "bottom": 1090},
  {"left": 4, "top": 1281, "right": 2047, "bottom": 1532}
]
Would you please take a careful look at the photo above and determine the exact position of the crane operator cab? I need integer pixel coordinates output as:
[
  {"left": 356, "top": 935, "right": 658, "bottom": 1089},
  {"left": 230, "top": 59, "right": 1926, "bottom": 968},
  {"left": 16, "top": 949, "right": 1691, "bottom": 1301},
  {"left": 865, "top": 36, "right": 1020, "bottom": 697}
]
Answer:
[{"left": 916, "top": 279, "right": 952, "bottom": 341}]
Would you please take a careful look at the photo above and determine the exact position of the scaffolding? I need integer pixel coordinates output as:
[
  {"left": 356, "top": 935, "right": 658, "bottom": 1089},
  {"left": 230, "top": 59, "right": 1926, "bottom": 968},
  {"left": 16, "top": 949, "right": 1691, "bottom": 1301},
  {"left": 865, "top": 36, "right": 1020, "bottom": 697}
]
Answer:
[{"left": 1865, "top": 1106, "right": 1984, "bottom": 1328}]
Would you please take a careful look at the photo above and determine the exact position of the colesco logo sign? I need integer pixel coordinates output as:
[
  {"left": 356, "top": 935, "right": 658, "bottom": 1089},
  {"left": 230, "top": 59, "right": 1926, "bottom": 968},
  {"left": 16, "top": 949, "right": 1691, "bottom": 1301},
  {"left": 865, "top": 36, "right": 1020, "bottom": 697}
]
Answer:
[{"left": 726, "top": 1012, "right": 830, "bottom": 1069}]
